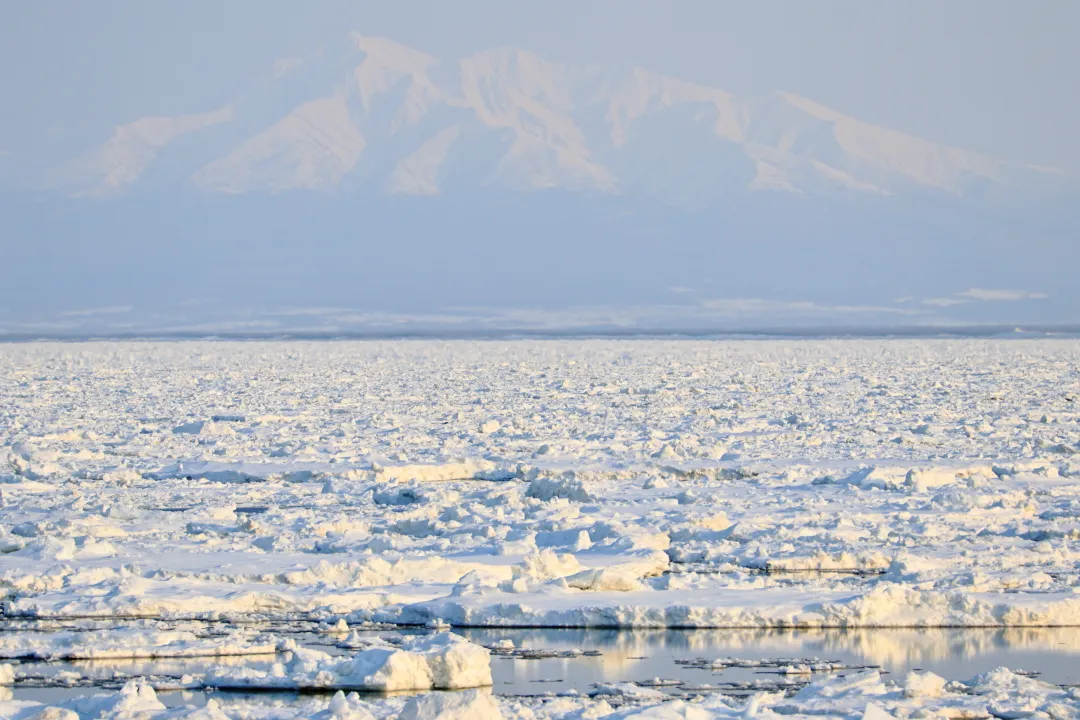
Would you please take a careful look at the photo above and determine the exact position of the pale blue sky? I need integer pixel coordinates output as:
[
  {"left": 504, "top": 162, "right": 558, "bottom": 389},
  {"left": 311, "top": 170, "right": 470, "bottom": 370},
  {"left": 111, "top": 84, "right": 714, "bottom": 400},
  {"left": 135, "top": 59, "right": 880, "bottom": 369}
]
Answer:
[{"left": 1, "top": 0, "right": 1078, "bottom": 172}]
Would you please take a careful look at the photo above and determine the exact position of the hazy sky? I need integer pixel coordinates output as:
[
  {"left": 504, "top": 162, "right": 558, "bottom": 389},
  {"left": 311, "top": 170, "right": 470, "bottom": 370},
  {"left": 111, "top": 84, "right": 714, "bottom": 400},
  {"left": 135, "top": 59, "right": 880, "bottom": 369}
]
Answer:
[
  {"left": 1, "top": 0, "right": 1078, "bottom": 171},
  {"left": 1, "top": 1, "right": 1077, "bottom": 334}
]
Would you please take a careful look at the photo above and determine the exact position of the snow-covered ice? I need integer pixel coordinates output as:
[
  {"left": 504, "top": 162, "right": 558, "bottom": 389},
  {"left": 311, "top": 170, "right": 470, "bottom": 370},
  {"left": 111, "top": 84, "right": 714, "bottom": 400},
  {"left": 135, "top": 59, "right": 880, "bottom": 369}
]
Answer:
[
  {"left": 2, "top": 339, "right": 1080, "bottom": 714},
  {"left": 205, "top": 632, "right": 492, "bottom": 691},
  {"left": 2, "top": 340, "right": 1080, "bottom": 628},
  {"left": 0, "top": 625, "right": 284, "bottom": 660}
]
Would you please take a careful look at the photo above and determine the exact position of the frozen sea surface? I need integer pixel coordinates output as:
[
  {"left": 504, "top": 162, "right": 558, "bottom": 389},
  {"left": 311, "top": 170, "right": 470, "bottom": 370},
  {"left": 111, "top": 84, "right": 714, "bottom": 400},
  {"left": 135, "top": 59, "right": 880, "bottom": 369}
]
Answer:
[{"left": 2, "top": 339, "right": 1080, "bottom": 717}]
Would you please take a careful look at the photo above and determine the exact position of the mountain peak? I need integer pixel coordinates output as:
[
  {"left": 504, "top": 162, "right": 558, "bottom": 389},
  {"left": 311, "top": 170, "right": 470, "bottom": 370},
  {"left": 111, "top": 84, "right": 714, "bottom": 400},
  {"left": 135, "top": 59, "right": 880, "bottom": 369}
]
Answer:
[
  {"left": 348, "top": 33, "right": 439, "bottom": 117},
  {"left": 349, "top": 32, "right": 438, "bottom": 73}
]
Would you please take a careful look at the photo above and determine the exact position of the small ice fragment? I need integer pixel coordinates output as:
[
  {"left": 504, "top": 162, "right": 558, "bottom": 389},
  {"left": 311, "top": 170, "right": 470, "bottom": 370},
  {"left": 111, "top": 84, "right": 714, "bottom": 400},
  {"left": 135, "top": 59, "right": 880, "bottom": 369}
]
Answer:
[{"left": 399, "top": 688, "right": 503, "bottom": 720}]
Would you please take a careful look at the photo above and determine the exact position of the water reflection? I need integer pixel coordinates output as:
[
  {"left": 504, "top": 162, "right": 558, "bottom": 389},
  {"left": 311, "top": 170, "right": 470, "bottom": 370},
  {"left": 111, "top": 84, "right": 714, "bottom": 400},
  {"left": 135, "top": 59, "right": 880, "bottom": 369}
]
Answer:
[
  {"left": 456, "top": 626, "right": 1080, "bottom": 664},
  {"left": 7, "top": 625, "right": 1080, "bottom": 701},
  {"left": 455, "top": 627, "right": 1080, "bottom": 690}
]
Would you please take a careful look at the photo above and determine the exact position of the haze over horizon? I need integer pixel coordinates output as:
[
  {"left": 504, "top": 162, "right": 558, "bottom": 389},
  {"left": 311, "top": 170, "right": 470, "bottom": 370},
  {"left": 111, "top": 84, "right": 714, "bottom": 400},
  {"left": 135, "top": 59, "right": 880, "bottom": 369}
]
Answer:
[{"left": 1, "top": 2, "right": 1077, "bottom": 336}]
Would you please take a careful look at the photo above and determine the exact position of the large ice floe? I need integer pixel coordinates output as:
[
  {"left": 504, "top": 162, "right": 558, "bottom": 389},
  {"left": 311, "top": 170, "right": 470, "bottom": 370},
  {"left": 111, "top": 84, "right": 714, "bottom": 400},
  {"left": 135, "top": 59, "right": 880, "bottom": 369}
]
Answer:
[{"left": 2, "top": 339, "right": 1080, "bottom": 714}]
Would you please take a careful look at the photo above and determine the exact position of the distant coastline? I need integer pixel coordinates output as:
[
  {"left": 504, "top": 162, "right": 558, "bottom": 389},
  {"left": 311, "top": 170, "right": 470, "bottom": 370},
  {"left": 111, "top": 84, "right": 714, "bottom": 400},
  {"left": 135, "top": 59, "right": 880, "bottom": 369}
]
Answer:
[{"left": 2, "top": 324, "right": 1078, "bottom": 343}]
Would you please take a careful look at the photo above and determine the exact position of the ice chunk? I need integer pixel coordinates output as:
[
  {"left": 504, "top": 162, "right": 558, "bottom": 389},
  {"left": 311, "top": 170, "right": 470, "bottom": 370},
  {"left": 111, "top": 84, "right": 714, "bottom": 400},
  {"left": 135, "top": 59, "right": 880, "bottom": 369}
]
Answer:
[
  {"left": 67, "top": 681, "right": 166, "bottom": 717},
  {"left": 317, "top": 692, "right": 377, "bottom": 720},
  {"left": 862, "top": 703, "right": 895, "bottom": 720},
  {"left": 398, "top": 689, "right": 503, "bottom": 720},
  {"left": 206, "top": 632, "right": 492, "bottom": 691},
  {"left": 841, "top": 466, "right": 905, "bottom": 490},
  {"left": 905, "top": 468, "right": 959, "bottom": 492},
  {"left": 513, "top": 550, "right": 584, "bottom": 582},
  {"left": 565, "top": 550, "right": 669, "bottom": 592},
  {"left": 11, "top": 537, "right": 117, "bottom": 562},
  {"left": 903, "top": 670, "right": 946, "bottom": 698},
  {"left": 525, "top": 474, "right": 595, "bottom": 502},
  {"left": 590, "top": 682, "right": 667, "bottom": 699}
]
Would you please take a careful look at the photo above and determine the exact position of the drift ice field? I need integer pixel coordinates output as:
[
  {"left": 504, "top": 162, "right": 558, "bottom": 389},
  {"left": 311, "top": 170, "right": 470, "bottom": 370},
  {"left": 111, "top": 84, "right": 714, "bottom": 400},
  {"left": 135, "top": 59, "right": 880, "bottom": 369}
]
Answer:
[{"left": 3, "top": 338, "right": 1080, "bottom": 719}]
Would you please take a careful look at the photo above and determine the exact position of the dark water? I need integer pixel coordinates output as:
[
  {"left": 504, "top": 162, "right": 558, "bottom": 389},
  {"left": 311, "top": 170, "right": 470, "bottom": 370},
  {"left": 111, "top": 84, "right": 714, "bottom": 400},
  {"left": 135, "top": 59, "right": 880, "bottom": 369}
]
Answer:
[{"left": 7, "top": 625, "right": 1080, "bottom": 708}]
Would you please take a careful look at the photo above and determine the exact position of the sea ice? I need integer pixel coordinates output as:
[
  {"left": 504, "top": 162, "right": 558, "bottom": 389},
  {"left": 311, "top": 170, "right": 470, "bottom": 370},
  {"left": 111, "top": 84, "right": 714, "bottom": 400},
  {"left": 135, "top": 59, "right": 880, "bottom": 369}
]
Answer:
[
  {"left": 2, "top": 339, "right": 1080, "bottom": 633},
  {"left": 205, "top": 632, "right": 492, "bottom": 691},
  {"left": 0, "top": 625, "right": 284, "bottom": 660},
  {"left": 1, "top": 667, "right": 1077, "bottom": 719}
]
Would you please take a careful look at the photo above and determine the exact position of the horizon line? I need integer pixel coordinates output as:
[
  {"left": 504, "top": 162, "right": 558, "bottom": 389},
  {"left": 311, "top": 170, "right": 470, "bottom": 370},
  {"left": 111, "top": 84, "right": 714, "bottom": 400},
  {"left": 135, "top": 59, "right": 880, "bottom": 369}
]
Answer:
[{"left": 2, "top": 323, "right": 1079, "bottom": 343}]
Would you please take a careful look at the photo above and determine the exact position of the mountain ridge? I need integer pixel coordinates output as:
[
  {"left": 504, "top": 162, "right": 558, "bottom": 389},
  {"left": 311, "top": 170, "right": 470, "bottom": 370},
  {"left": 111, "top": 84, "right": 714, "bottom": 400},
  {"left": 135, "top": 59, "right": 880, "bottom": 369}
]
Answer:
[{"left": 37, "top": 32, "right": 1070, "bottom": 204}]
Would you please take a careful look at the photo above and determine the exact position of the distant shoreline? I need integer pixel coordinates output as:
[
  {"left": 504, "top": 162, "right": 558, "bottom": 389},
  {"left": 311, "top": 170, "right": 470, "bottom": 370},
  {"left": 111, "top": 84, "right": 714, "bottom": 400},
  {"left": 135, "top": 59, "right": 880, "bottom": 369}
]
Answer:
[{"left": 2, "top": 324, "right": 1078, "bottom": 343}]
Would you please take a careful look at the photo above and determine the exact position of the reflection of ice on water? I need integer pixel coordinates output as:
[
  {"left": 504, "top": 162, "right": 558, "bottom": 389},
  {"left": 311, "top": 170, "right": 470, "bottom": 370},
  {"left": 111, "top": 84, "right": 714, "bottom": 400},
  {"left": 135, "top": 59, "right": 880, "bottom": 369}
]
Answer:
[
  {"left": 820, "top": 627, "right": 1080, "bottom": 670},
  {"left": 460, "top": 626, "right": 1080, "bottom": 690}
]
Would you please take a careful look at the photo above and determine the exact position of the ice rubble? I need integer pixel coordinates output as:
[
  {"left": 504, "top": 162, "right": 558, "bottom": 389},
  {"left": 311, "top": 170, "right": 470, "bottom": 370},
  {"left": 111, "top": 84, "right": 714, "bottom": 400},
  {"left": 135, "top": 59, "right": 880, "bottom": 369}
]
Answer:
[
  {"left": 3, "top": 667, "right": 1080, "bottom": 719},
  {"left": 2, "top": 339, "right": 1080, "bottom": 631},
  {"left": 0, "top": 681, "right": 167, "bottom": 719},
  {"left": 205, "top": 632, "right": 493, "bottom": 691}
]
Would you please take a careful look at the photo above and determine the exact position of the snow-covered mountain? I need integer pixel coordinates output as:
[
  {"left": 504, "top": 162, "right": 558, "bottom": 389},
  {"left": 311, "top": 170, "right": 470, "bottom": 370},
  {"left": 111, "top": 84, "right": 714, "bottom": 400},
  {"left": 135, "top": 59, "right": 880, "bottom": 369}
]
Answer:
[{"left": 46, "top": 33, "right": 1065, "bottom": 203}]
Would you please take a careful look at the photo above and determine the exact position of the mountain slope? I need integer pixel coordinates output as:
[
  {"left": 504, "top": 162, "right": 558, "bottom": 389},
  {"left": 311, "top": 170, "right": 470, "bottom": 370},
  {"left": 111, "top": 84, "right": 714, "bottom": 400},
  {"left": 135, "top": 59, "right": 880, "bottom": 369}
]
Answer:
[{"left": 49, "top": 107, "right": 234, "bottom": 198}]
